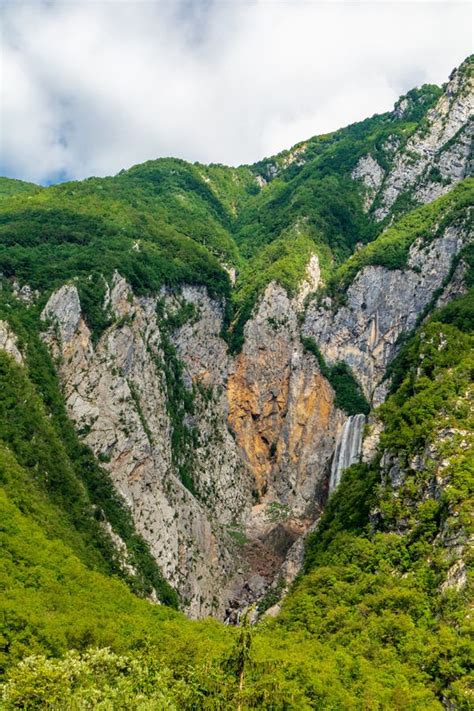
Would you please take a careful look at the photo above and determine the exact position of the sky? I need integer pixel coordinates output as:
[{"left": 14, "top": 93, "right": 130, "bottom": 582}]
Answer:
[{"left": 0, "top": 0, "right": 472, "bottom": 185}]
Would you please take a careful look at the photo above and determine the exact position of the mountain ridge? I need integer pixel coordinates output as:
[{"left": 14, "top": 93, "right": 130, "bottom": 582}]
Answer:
[{"left": 0, "top": 55, "right": 472, "bottom": 709}]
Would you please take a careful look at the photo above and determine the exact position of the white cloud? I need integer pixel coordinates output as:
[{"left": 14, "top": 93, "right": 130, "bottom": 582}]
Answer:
[{"left": 0, "top": 0, "right": 471, "bottom": 183}]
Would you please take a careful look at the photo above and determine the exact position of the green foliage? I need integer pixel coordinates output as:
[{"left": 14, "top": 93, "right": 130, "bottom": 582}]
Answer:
[
  {"left": 227, "top": 230, "right": 325, "bottom": 352},
  {"left": 304, "top": 463, "right": 379, "bottom": 571},
  {"left": 0, "top": 177, "right": 43, "bottom": 200},
  {"left": 1, "top": 649, "right": 183, "bottom": 709},
  {"left": 393, "top": 84, "right": 443, "bottom": 123},
  {"left": 301, "top": 336, "right": 370, "bottom": 415},
  {"left": 265, "top": 502, "right": 290, "bottom": 524},
  {"left": 380, "top": 321, "right": 473, "bottom": 458},
  {"left": 257, "top": 578, "right": 286, "bottom": 614},
  {"left": 0, "top": 163, "right": 233, "bottom": 331},
  {"left": 328, "top": 179, "right": 473, "bottom": 300},
  {"left": 300, "top": 334, "right": 328, "bottom": 372},
  {"left": 0, "top": 477, "right": 228, "bottom": 675},
  {"left": 329, "top": 362, "right": 371, "bottom": 415},
  {"left": 76, "top": 274, "right": 113, "bottom": 343},
  {"left": 295, "top": 301, "right": 473, "bottom": 709},
  {"left": 0, "top": 293, "right": 177, "bottom": 606},
  {"left": 155, "top": 304, "right": 197, "bottom": 493},
  {"left": 433, "top": 289, "right": 474, "bottom": 332},
  {"left": 366, "top": 305, "right": 474, "bottom": 606}
]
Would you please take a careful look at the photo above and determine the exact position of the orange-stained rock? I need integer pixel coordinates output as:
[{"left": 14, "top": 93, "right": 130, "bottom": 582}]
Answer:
[{"left": 228, "top": 282, "right": 344, "bottom": 511}]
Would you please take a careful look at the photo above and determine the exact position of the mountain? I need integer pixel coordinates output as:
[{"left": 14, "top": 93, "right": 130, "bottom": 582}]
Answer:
[{"left": 0, "top": 56, "right": 472, "bottom": 708}]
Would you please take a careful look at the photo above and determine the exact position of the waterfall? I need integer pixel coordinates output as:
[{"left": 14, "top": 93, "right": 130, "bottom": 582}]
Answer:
[{"left": 329, "top": 414, "right": 366, "bottom": 494}]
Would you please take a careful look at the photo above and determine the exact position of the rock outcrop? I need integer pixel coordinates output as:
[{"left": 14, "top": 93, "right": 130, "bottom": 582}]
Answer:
[
  {"left": 228, "top": 280, "right": 344, "bottom": 524},
  {"left": 39, "top": 268, "right": 345, "bottom": 618},
  {"left": 351, "top": 155, "right": 385, "bottom": 212},
  {"left": 379, "top": 424, "right": 472, "bottom": 593},
  {"left": 0, "top": 320, "right": 23, "bottom": 365},
  {"left": 372, "top": 59, "right": 473, "bottom": 221},
  {"left": 303, "top": 223, "right": 469, "bottom": 402},
  {"left": 41, "top": 275, "right": 243, "bottom": 618}
]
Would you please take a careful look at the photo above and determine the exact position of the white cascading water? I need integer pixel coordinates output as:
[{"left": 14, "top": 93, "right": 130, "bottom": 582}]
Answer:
[{"left": 328, "top": 414, "right": 366, "bottom": 494}]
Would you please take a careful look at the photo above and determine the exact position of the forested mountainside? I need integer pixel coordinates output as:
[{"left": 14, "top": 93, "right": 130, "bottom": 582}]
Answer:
[{"left": 0, "top": 56, "right": 472, "bottom": 708}]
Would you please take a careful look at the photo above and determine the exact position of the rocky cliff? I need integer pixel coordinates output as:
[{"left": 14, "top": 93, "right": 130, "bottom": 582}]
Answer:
[
  {"left": 303, "top": 221, "right": 470, "bottom": 404},
  {"left": 0, "top": 57, "right": 471, "bottom": 621},
  {"left": 36, "top": 196, "right": 470, "bottom": 616},
  {"left": 38, "top": 262, "right": 347, "bottom": 617},
  {"left": 352, "top": 58, "right": 473, "bottom": 222}
]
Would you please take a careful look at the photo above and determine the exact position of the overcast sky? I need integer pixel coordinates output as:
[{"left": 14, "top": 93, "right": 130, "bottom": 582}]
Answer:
[{"left": 0, "top": 1, "right": 472, "bottom": 185}]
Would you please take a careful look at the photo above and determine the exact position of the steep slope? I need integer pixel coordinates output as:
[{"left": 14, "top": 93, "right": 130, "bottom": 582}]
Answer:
[
  {"left": 1, "top": 293, "right": 471, "bottom": 708},
  {"left": 0, "top": 304, "right": 177, "bottom": 607},
  {"left": 303, "top": 180, "right": 472, "bottom": 402},
  {"left": 0, "top": 55, "right": 472, "bottom": 708},
  {"left": 372, "top": 56, "right": 473, "bottom": 221}
]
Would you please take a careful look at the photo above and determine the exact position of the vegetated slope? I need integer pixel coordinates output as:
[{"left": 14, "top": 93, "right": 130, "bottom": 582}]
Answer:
[
  {"left": 0, "top": 78, "right": 446, "bottom": 352},
  {"left": 0, "top": 178, "right": 43, "bottom": 200},
  {"left": 0, "top": 291, "right": 178, "bottom": 608},
  {"left": 0, "top": 57, "right": 472, "bottom": 709},
  {"left": 1, "top": 292, "right": 471, "bottom": 709},
  {"left": 325, "top": 178, "right": 473, "bottom": 300}
]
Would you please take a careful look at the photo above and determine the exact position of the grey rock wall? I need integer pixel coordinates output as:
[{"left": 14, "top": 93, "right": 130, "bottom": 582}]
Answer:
[{"left": 303, "top": 224, "right": 469, "bottom": 402}]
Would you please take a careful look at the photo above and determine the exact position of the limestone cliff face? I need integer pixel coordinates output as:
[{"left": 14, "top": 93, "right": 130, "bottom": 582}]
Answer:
[
  {"left": 351, "top": 155, "right": 385, "bottom": 212},
  {"left": 303, "top": 223, "right": 469, "bottom": 403},
  {"left": 39, "top": 268, "right": 345, "bottom": 617},
  {"left": 0, "top": 320, "right": 23, "bottom": 365},
  {"left": 370, "top": 60, "right": 473, "bottom": 221},
  {"left": 165, "top": 285, "right": 253, "bottom": 526},
  {"left": 41, "top": 275, "right": 242, "bottom": 618},
  {"left": 228, "top": 281, "right": 343, "bottom": 512}
]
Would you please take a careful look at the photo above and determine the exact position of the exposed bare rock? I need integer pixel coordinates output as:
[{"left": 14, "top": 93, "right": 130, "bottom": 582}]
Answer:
[
  {"left": 362, "top": 416, "right": 383, "bottom": 464},
  {"left": 12, "top": 280, "right": 39, "bottom": 305},
  {"left": 42, "top": 284, "right": 82, "bottom": 343},
  {"left": 436, "top": 259, "right": 469, "bottom": 308},
  {"left": 440, "top": 560, "right": 468, "bottom": 593},
  {"left": 167, "top": 285, "right": 253, "bottom": 525},
  {"left": 293, "top": 254, "right": 321, "bottom": 310},
  {"left": 351, "top": 155, "right": 385, "bottom": 211},
  {"left": 0, "top": 320, "right": 23, "bottom": 364},
  {"left": 303, "top": 224, "right": 468, "bottom": 401},
  {"left": 263, "top": 603, "right": 281, "bottom": 618},
  {"left": 374, "top": 62, "right": 473, "bottom": 220},
  {"left": 41, "top": 275, "right": 238, "bottom": 618},
  {"left": 280, "top": 143, "right": 308, "bottom": 169},
  {"left": 228, "top": 282, "right": 343, "bottom": 512},
  {"left": 39, "top": 268, "right": 344, "bottom": 618}
]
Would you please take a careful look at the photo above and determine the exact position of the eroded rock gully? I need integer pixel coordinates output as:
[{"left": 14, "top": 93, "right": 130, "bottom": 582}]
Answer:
[
  {"left": 36, "top": 269, "right": 342, "bottom": 617},
  {"left": 34, "top": 220, "right": 469, "bottom": 618}
]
